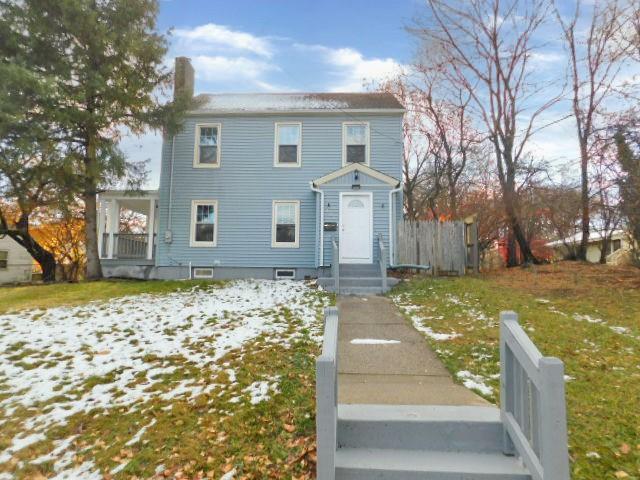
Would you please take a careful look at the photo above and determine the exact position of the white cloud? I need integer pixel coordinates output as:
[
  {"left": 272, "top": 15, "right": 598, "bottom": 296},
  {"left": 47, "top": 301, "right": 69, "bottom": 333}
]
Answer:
[
  {"left": 173, "top": 23, "right": 273, "bottom": 58},
  {"left": 191, "top": 55, "right": 277, "bottom": 82},
  {"left": 296, "top": 44, "right": 404, "bottom": 91}
]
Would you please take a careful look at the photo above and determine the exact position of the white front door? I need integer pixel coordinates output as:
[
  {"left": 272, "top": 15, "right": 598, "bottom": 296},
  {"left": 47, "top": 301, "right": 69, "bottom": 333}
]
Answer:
[{"left": 339, "top": 192, "right": 372, "bottom": 263}]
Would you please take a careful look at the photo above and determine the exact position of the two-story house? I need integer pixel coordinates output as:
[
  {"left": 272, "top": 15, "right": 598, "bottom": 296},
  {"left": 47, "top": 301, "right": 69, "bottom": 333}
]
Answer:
[{"left": 97, "top": 57, "right": 404, "bottom": 286}]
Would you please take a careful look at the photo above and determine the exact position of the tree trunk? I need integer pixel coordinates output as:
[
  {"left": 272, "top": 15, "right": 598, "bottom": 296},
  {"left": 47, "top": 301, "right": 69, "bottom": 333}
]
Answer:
[
  {"left": 4, "top": 214, "right": 57, "bottom": 282},
  {"left": 577, "top": 139, "right": 590, "bottom": 261},
  {"left": 502, "top": 183, "right": 538, "bottom": 266},
  {"left": 83, "top": 136, "right": 103, "bottom": 280}
]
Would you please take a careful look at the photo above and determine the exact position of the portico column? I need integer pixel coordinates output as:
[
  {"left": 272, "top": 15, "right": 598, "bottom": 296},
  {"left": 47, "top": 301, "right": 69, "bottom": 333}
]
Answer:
[
  {"left": 107, "top": 199, "right": 119, "bottom": 259},
  {"left": 97, "top": 198, "right": 106, "bottom": 258},
  {"left": 147, "top": 198, "right": 156, "bottom": 260}
]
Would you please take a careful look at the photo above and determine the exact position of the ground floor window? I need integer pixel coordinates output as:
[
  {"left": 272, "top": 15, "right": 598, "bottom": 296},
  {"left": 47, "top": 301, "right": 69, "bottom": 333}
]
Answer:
[
  {"left": 272, "top": 200, "right": 300, "bottom": 248},
  {"left": 190, "top": 200, "right": 218, "bottom": 247},
  {"left": 612, "top": 239, "right": 622, "bottom": 252},
  {"left": 0, "top": 250, "right": 7, "bottom": 269}
]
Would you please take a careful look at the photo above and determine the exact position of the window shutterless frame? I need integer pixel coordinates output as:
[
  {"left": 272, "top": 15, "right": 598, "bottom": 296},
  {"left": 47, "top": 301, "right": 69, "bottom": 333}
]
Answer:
[
  {"left": 274, "top": 122, "right": 302, "bottom": 167},
  {"left": 190, "top": 200, "right": 218, "bottom": 247},
  {"left": 193, "top": 123, "right": 222, "bottom": 168},
  {"left": 271, "top": 200, "right": 300, "bottom": 248},
  {"left": 342, "top": 121, "right": 370, "bottom": 166},
  {"left": 0, "top": 250, "right": 7, "bottom": 269}
]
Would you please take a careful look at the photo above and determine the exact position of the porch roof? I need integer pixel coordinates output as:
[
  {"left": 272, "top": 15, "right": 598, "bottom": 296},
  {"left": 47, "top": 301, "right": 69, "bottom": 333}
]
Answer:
[{"left": 311, "top": 163, "right": 400, "bottom": 188}]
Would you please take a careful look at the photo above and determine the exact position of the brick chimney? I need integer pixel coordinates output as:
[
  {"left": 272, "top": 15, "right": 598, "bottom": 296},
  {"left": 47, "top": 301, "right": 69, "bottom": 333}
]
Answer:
[{"left": 174, "top": 57, "right": 194, "bottom": 100}]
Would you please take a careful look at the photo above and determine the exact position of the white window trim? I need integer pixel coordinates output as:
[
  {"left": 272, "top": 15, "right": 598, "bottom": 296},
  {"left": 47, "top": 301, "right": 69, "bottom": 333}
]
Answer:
[
  {"left": 193, "top": 123, "right": 222, "bottom": 169},
  {"left": 271, "top": 200, "right": 300, "bottom": 248},
  {"left": 190, "top": 200, "right": 218, "bottom": 247},
  {"left": 275, "top": 268, "right": 296, "bottom": 280},
  {"left": 193, "top": 267, "right": 214, "bottom": 279},
  {"left": 342, "top": 121, "right": 370, "bottom": 167},
  {"left": 274, "top": 122, "right": 302, "bottom": 167}
]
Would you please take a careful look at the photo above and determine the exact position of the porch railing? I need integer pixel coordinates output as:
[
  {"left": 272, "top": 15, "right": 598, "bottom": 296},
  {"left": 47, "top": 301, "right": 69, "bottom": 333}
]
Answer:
[
  {"left": 101, "top": 233, "right": 155, "bottom": 259},
  {"left": 377, "top": 234, "right": 388, "bottom": 291},
  {"left": 316, "top": 307, "right": 339, "bottom": 480},
  {"left": 500, "top": 311, "right": 570, "bottom": 480},
  {"left": 331, "top": 239, "right": 339, "bottom": 294}
]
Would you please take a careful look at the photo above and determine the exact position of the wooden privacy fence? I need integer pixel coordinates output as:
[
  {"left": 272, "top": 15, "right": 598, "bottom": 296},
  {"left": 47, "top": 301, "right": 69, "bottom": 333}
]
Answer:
[{"left": 396, "top": 220, "right": 473, "bottom": 275}]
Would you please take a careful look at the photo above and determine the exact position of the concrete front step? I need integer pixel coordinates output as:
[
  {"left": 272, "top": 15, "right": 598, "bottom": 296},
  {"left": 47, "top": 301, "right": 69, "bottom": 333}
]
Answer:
[
  {"left": 330, "top": 286, "right": 386, "bottom": 295},
  {"left": 318, "top": 277, "right": 400, "bottom": 288},
  {"left": 337, "top": 405, "right": 504, "bottom": 453},
  {"left": 334, "top": 448, "right": 531, "bottom": 480},
  {"left": 338, "top": 264, "right": 382, "bottom": 277}
]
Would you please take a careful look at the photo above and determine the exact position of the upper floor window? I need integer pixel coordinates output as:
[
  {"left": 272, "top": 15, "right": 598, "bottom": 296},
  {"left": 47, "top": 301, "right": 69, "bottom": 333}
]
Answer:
[
  {"left": 272, "top": 200, "right": 300, "bottom": 248},
  {"left": 0, "top": 250, "right": 7, "bottom": 269},
  {"left": 275, "top": 123, "right": 301, "bottom": 167},
  {"left": 190, "top": 200, "right": 218, "bottom": 247},
  {"left": 343, "top": 122, "right": 369, "bottom": 165},
  {"left": 194, "top": 124, "right": 221, "bottom": 168}
]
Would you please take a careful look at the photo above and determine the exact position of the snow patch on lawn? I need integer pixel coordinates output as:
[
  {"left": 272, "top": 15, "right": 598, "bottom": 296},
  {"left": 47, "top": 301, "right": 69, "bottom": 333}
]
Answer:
[
  {"left": 0, "top": 280, "right": 327, "bottom": 473},
  {"left": 456, "top": 371, "right": 493, "bottom": 396},
  {"left": 391, "top": 297, "right": 462, "bottom": 341},
  {"left": 243, "top": 375, "right": 281, "bottom": 405},
  {"left": 350, "top": 338, "right": 401, "bottom": 345}
]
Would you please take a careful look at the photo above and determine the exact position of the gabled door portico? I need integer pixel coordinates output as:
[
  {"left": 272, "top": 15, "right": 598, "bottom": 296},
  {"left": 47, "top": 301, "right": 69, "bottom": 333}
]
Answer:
[{"left": 339, "top": 192, "right": 372, "bottom": 264}]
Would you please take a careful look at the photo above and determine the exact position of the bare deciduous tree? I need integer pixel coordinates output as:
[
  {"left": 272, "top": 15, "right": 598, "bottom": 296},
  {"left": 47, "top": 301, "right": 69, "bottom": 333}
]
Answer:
[
  {"left": 554, "top": 0, "right": 632, "bottom": 261},
  {"left": 412, "top": 0, "right": 560, "bottom": 265}
]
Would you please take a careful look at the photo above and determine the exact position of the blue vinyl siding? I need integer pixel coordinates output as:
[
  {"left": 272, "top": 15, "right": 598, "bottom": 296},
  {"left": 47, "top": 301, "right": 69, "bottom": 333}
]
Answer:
[{"left": 156, "top": 113, "right": 402, "bottom": 269}]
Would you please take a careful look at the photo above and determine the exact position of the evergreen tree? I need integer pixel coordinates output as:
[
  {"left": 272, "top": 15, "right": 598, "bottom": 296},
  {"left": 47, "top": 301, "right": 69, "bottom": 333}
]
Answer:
[{"left": 0, "top": 0, "right": 190, "bottom": 279}]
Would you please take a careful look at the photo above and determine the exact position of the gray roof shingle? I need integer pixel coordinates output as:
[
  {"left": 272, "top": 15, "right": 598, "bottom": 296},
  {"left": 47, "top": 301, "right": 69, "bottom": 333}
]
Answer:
[{"left": 191, "top": 92, "right": 404, "bottom": 113}]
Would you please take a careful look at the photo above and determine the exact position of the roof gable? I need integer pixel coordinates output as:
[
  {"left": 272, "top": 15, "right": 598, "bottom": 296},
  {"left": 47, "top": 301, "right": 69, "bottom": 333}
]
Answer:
[{"left": 312, "top": 163, "right": 400, "bottom": 187}]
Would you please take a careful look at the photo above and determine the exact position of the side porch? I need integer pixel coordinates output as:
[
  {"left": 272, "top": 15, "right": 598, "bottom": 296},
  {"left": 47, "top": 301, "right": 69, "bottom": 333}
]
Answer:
[{"left": 97, "top": 190, "right": 159, "bottom": 277}]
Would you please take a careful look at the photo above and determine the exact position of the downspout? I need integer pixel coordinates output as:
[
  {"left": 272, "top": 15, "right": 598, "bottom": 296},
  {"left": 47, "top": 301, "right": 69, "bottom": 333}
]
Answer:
[
  {"left": 167, "top": 135, "right": 176, "bottom": 233},
  {"left": 388, "top": 184, "right": 401, "bottom": 266},
  {"left": 310, "top": 182, "right": 324, "bottom": 267}
]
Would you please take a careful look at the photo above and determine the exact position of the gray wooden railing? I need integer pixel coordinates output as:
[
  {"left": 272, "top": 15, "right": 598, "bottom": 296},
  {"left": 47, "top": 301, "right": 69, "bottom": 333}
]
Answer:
[
  {"left": 316, "top": 307, "right": 339, "bottom": 480},
  {"left": 331, "top": 239, "right": 339, "bottom": 294},
  {"left": 378, "top": 234, "right": 387, "bottom": 291},
  {"left": 102, "top": 233, "right": 155, "bottom": 259},
  {"left": 500, "top": 311, "right": 570, "bottom": 480}
]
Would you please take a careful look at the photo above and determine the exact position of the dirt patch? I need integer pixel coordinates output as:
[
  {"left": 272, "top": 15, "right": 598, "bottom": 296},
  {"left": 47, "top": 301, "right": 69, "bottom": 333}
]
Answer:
[{"left": 485, "top": 261, "right": 640, "bottom": 297}]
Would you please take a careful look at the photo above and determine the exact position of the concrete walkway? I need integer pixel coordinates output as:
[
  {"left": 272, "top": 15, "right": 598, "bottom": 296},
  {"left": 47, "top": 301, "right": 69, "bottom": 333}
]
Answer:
[{"left": 337, "top": 295, "right": 487, "bottom": 406}]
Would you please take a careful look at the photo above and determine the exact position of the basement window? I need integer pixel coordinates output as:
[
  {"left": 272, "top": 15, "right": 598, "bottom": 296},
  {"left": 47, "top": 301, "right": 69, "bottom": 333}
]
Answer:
[
  {"left": 275, "top": 269, "right": 296, "bottom": 280},
  {"left": 193, "top": 267, "right": 214, "bottom": 279}
]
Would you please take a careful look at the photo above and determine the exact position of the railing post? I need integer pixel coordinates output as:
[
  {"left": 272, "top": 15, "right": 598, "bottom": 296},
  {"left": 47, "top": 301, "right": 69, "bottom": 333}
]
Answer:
[
  {"left": 316, "top": 307, "right": 339, "bottom": 480},
  {"left": 332, "top": 239, "right": 339, "bottom": 294},
  {"left": 147, "top": 198, "right": 156, "bottom": 260},
  {"left": 500, "top": 311, "right": 517, "bottom": 456},
  {"left": 539, "top": 357, "right": 570, "bottom": 480}
]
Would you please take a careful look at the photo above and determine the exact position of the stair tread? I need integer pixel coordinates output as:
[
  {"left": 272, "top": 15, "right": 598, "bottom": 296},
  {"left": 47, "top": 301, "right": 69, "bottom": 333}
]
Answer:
[
  {"left": 335, "top": 448, "right": 529, "bottom": 475},
  {"left": 338, "top": 404, "right": 501, "bottom": 423}
]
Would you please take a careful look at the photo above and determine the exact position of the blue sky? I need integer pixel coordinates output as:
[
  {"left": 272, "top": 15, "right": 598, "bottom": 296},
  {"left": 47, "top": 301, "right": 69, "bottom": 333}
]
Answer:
[
  {"left": 120, "top": 0, "right": 636, "bottom": 188},
  {"left": 121, "top": 0, "right": 424, "bottom": 186}
]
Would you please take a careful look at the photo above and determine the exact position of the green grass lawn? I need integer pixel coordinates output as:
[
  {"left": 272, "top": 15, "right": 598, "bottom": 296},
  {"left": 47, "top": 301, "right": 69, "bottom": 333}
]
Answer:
[
  {"left": 0, "top": 279, "right": 333, "bottom": 479},
  {"left": 0, "top": 279, "right": 220, "bottom": 314},
  {"left": 391, "top": 262, "right": 640, "bottom": 480}
]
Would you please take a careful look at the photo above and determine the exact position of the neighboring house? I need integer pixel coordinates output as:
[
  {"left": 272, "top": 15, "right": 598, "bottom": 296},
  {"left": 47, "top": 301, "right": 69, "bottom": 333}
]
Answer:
[
  {"left": 546, "top": 230, "right": 631, "bottom": 263},
  {"left": 0, "top": 236, "right": 33, "bottom": 284},
  {"left": 97, "top": 57, "right": 404, "bottom": 280}
]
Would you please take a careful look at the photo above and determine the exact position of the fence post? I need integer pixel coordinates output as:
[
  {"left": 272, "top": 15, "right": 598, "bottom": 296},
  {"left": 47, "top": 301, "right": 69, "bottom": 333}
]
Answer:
[
  {"left": 316, "top": 307, "right": 339, "bottom": 480},
  {"left": 500, "top": 311, "right": 517, "bottom": 456},
  {"left": 539, "top": 357, "right": 570, "bottom": 479}
]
